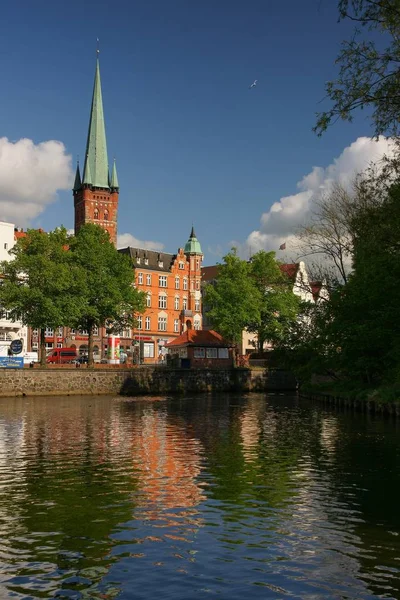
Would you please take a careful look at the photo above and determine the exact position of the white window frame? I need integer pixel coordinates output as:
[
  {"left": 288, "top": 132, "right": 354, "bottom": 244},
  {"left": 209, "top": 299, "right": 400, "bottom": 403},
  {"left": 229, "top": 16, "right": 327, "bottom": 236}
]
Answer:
[
  {"left": 182, "top": 297, "right": 187, "bottom": 310},
  {"left": 175, "top": 276, "right": 180, "bottom": 289},
  {"left": 174, "top": 296, "right": 179, "bottom": 310},
  {"left": 145, "top": 317, "right": 151, "bottom": 330},
  {"left": 158, "top": 295, "right": 167, "bottom": 309},
  {"left": 218, "top": 348, "right": 229, "bottom": 359},
  {"left": 158, "top": 317, "right": 167, "bottom": 331},
  {"left": 146, "top": 274, "right": 151, "bottom": 285},
  {"left": 146, "top": 293, "right": 151, "bottom": 307},
  {"left": 159, "top": 275, "right": 167, "bottom": 288},
  {"left": 137, "top": 316, "right": 143, "bottom": 330},
  {"left": 194, "top": 347, "right": 205, "bottom": 358},
  {"left": 138, "top": 272, "right": 143, "bottom": 285},
  {"left": 183, "top": 278, "right": 188, "bottom": 290},
  {"left": 174, "top": 319, "right": 179, "bottom": 333},
  {"left": 206, "top": 348, "right": 218, "bottom": 358}
]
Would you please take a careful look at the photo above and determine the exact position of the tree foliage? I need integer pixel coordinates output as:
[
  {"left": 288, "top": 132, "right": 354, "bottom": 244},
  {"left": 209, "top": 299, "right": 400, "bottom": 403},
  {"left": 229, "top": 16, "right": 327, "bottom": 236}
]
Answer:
[
  {"left": 69, "top": 224, "right": 146, "bottom": 365},
  {"left": 315, "top": 0, "right": 400, "bottom": 136},
  {"left": 279, "top": 165, "right": 400, "bottom": 392},
  {"left": 0, "top": 224, "right": 146, "bottom": 367},
  {"left": 203, "top": 249, "right": 300, "bottom": 351},
  {"left": 247, "top": 251, "right": 300, "bottom": 351},
  {"left": 203, "top": 249, "right": 260, "bottom": 345},
  {"left": 0, "top": 227, "right": 84, "bottom": 365}
]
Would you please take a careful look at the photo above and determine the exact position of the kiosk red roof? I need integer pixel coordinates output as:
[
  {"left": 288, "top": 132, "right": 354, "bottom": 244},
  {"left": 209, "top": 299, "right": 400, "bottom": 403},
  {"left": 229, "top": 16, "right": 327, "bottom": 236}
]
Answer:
[{"left": 167, "top": 329, "right": 232, "bottom": 348}]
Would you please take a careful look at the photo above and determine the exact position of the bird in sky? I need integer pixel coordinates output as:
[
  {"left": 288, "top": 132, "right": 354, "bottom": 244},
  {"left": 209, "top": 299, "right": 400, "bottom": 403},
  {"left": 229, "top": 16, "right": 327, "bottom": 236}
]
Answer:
[{"left": 249, "top": 79, "right": 258, "bottom": 89}]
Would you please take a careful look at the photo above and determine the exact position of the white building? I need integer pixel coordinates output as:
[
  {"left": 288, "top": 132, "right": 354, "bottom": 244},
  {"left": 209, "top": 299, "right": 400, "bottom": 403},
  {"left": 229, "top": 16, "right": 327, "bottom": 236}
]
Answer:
[{"left": 0, "top": 222, "right": 28, "bottom": 357}]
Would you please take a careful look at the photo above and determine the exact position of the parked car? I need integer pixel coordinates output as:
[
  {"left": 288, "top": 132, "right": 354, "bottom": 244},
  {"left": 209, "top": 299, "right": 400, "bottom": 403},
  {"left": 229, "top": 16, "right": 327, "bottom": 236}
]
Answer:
[{"left": 46, "top": 348, "right": 77, "bottom": 364}]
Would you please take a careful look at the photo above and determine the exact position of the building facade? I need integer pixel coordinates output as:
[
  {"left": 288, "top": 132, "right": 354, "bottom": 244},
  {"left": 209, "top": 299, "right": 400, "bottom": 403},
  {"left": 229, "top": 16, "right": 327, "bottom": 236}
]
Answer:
[
  {"left": 119, "top": 227, "right": 203, "bottom": 362},
  {"left": 0, "top": 222, "right": 29, "bottom": 357}
]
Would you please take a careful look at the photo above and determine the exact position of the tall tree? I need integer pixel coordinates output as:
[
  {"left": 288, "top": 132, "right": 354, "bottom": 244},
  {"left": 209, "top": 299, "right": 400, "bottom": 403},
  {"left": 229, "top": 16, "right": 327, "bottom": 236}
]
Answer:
[
  {"left": 70, "top": 224, "right": 146, "bottom": 366},
  {"left": 295, "top": 182, "right": 355, "bottom": 286},
  {"left": 0, "top": 227, "right": 84, "bottom": 366},
  {"left": 315, "top": 0, "right": 400, "bottom": 136},
  {"left": 203, "top": 249, "right": 261, "bottom": 346},
  {"left": 247, "top": 251, "right": 300, "bottom": 351}
]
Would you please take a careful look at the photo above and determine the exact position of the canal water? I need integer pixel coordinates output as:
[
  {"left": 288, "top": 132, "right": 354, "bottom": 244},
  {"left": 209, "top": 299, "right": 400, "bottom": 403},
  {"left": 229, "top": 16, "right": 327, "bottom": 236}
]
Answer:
[{"left": 0, "top": 394, "right": 399, "bottom": 600}]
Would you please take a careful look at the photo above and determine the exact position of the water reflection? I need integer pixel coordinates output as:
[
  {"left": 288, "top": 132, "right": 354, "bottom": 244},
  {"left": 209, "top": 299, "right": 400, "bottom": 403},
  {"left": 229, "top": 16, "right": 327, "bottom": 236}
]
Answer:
[{"left": 0, "top": 395, "right": 398, "bottom": 599}]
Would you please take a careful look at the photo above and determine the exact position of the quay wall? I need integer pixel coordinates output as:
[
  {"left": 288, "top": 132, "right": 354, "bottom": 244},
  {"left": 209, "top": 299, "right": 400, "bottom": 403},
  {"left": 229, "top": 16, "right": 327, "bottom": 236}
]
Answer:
[{"left": 0, "top": 367, "right": 296, "bottom": 398}]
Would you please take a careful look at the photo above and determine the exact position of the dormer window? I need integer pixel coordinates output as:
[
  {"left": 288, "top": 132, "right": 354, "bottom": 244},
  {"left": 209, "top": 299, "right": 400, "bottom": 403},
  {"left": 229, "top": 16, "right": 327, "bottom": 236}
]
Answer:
[
  {"left": 144, "top": 258, "right": 149, "bottom": 265},
  {"left": 137, "top": 257, "right": 141, "bottom": 264},
  {"left": 158, "top": 261, "right": 163, "bottom": 268}
]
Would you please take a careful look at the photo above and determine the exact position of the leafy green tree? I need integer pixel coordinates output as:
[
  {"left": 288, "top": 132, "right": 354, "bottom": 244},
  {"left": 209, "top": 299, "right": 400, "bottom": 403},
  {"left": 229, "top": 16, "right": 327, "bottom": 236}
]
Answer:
[
  {"left": 0, "top": 227, "right": 84, "bottom": 366},
  {"left": 203, "top": 249, "right": 261, "bottom": 346},
  {"left": 247, "top": 251, "right": 300, "bottom": 351},
  {"left": 315, "top": 0, "right": 400, "bottom": 137},
  {"left": 326, "top": 180, "right": 400, "bottom": 385},
  {"left": 70, "top": 224, "right": 146, "bottom": 365}
]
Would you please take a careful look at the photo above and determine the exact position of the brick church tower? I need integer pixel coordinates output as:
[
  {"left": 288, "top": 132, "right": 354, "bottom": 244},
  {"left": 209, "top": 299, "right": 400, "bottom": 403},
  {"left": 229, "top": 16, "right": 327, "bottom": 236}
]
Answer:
[{"left": 73, "top": 55, "right": 119, "bottom": 245}]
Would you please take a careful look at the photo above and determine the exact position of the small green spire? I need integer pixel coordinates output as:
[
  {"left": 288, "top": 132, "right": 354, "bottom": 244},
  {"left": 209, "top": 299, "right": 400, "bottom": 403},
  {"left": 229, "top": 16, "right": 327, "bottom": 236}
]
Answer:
[
  {"left": 184, "top": 225, "right": 202, "bottom": 255},
  {"left": 110, "top": 158, "right": 119, "bottom": 189},
  {"left": 73, "top": 161, "right": 82, "bottom": 191},
  {"left": 83, "top": 154, "right": 92, "bottom": 185},
  {"left": 83, "top": 56, "right": 109, "bottom": 188}
]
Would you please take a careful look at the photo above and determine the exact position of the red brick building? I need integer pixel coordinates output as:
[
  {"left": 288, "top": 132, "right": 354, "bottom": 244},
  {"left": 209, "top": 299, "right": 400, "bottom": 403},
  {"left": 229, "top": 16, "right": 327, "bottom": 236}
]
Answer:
[
  {"left": 73, "top": 56, "right": 119, "bottom": 246},
  {"left": 118, "top": 227, "right": 203, "bottom": 362}
]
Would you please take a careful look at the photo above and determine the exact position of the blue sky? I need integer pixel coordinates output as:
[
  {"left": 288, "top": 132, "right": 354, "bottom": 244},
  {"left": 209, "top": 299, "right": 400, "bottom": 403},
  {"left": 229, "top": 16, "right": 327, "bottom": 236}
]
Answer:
[{"left": 0, "top": 0, "right": 378, "bottom": 264}]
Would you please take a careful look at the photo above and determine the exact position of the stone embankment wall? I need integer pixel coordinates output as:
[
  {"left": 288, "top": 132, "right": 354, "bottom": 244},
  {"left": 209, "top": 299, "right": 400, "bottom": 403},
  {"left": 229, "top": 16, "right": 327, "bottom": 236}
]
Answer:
[{"left": 0, "top": 367, "right": 297, "bottom": 398}]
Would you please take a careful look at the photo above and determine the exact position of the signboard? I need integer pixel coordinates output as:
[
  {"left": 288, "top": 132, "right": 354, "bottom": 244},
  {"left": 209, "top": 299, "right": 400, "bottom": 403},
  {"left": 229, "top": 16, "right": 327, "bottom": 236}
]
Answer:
[
  {"left": 134, "top": 336, "right": 152, "bottom": 341},
  {"left": 0, "top": 357, "right": 24, "bottom": 369},
  {"left": 10, "top": 339, "right": 23, "bottom": 354}
]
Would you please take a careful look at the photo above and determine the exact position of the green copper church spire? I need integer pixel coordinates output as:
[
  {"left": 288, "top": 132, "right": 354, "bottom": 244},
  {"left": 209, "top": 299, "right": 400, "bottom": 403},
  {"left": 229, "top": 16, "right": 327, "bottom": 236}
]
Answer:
[
  {"left": 110, "top": 158, "right": 119, "bottom": 189},
  {"left": 82, "top": 57, "right": 109, "bottom": 188},
  {"left": 73, "top": 161, "right": 82, "bottom": 191}
]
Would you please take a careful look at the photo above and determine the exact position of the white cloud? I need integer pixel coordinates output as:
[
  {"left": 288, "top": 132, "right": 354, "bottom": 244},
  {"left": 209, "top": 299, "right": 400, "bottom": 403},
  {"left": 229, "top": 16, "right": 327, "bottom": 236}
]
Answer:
[
  {"left": 0, "top": 137, "right": 73, "bottom": 225},
  {"left": 240, "top": 136, "right": 394, "bottom": 257},
  {"left": 117, "top": 232, "right": 165, "bottom": 252}
]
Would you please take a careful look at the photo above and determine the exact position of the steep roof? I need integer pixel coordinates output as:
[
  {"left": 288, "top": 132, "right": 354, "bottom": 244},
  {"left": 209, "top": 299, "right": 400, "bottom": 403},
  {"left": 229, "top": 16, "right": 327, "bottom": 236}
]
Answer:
[
  {"left": 14, "top": 229, "right": 27, "bottom": 240},
  {"left": 310, "top": 281, "right": 323, "bottom": 302},
  {"left": 201, "top": 265, "right": 220, "bottom": 282},
  {"left": 167, "top": 329, "right": 232, "bottom": 348},
  {"left": 110, "top": 158, "right": 119, "bottom": 189},
  {"left": 202, "top": 263, "right": 301, "bottom": 283},
  {"left": 279, "top": 263, "right": 300, "bottom": 282},
  {"left": 119, "top": 247, "right": 177, "bottom": 273},
  {"left": 82, "top": 58, "right": 109, "bottom": 189}
]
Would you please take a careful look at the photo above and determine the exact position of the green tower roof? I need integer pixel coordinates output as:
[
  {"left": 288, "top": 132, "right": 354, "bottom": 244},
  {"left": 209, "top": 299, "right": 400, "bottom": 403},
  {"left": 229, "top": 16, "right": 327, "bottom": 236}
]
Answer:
[
  {"left": 73, "top": 162, "right": 82, "bottom": 191},
  {"left": 82, "top": 58, "right": 109, "bottom": 188},
  {"left": 82, "top": 154, "right": 92, "bottom": 185},
  {"left": 184, "top": 226, "right": 202, "bottom": 254},
  {"left": 110, "top": 158, "right": 119, "bottom": 189}
]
